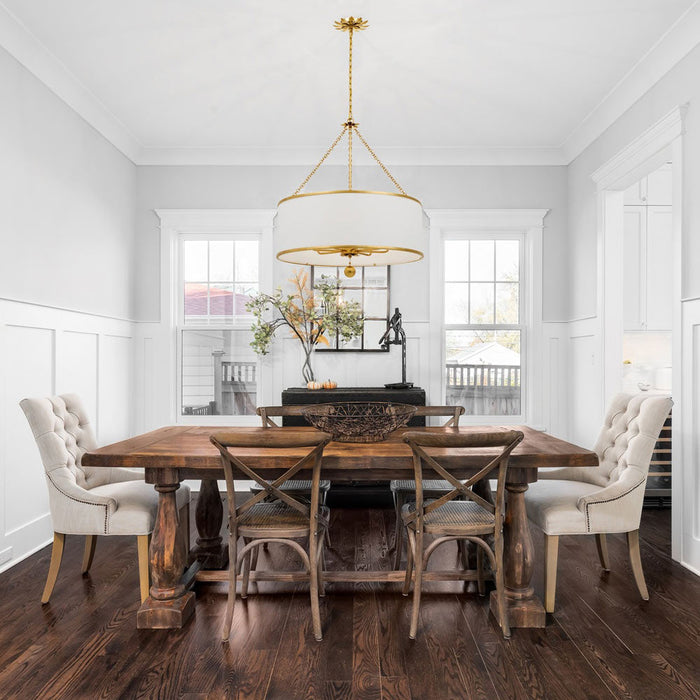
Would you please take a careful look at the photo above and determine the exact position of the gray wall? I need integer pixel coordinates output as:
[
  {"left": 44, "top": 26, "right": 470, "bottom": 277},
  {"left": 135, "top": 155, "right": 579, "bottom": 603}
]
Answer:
[{"left": 0, "top": 47, "right": 137, "bottom": 319}]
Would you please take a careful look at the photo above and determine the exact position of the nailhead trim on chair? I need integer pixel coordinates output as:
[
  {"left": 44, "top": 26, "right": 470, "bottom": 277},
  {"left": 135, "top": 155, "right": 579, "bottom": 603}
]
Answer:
[
  {"left": 47, "top": 474, "right": 111, "bottom": 534},
  {"left": 584, "top": 479, "right": 645, "bottom": 532}
]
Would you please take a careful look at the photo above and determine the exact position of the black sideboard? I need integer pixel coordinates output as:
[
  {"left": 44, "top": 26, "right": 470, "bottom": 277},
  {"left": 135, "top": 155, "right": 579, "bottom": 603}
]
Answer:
[{"left": 280, "top": 386, "right": 427, "bottom": 506}]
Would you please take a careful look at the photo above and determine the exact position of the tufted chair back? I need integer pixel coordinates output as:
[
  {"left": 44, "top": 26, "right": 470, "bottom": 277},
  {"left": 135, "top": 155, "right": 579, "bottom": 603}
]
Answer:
[{"left": 20, "top": 394, "right": 115, "bottom": 491}]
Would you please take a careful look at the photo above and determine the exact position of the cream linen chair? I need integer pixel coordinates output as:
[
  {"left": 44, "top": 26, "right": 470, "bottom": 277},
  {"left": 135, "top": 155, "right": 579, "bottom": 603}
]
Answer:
[
  {"left": 20, "top": 393, "right": 191, "bottom": 604},
  {"left": 524, "top": 392, "right": 672, "bottom": 613}
]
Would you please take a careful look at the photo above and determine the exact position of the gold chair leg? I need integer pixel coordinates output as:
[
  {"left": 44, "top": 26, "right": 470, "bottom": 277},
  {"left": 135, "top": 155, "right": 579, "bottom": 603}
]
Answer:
[
  {"left": 595, "top": 533, "right": 610, "bottom": 571},
  {"left": 137, "top": 534, "right": 150, "bottom": 603},
  {"left": 82, "top": 535, "right": 97, "bottom": 574},
  {"left": 41, "top": 533, "right": 65, "bottom": 604},
  {"left": 627, "top": 530, "right": 649, "bottom": 600},
  {"left": 544, "top": 534, "right": 559, "bottom": 614}
]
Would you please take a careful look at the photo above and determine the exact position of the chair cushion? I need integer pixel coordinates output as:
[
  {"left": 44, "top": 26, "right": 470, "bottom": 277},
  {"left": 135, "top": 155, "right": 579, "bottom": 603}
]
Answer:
[
  {"left": 249, "top": 480, "right": 331, "bottom": 494},
  {"left": 238, "top": 502, "right": 329, "bottom": 531},
  {"left": 90, "top": 480, "right": 190, "bottom": 536},
  {"left": 523, "top": 479, "right": 600, "bottom": 535},
  {"left": 390, "top": 479, "right": 453, "bottom": 494},
  {"left": 402, "top": 500, "right": 494, "bottom": 532}
]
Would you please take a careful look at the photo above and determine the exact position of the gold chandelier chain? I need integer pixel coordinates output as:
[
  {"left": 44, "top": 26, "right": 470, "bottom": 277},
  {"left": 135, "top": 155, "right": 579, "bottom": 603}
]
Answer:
[
  {"left": 347, "top": 27, "right": 354, "bottom": 188},
  {"left": 293, "top": 125, "right": 348, "bottom": 196},
  {"left": 353, "top": 126, "right": 407, "bottom": 195}
]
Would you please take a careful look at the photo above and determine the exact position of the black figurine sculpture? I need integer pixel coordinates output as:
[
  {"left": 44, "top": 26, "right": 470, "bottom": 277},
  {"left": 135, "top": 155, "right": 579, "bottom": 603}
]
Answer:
[{"left": 378, "top": 307, "right": 413, "bottom": 389}]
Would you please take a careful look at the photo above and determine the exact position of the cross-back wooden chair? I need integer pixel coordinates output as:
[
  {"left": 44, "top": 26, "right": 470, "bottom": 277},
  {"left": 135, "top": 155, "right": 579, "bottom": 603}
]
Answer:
[
  {"left": 390, "top": 405, "right": 465, "bottom": 568},
  {"left": 210, "top": 430, "right": 332, "bottom": 642},
  {"left": 251, "top": 406, "right": 332, "bottom": 505},
  {"left": 401, "top": 429, "right": 524, "bottom": 639}
]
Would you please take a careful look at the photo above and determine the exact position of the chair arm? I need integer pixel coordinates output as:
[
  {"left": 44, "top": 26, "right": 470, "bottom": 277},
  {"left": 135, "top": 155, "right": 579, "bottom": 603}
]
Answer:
[
  {"left": 84, "top": 466, "right": 145, "bottom": 487},
  {"left": 576, "top": 468, "right": 646, "bottom": 533},
  {"left": 46, "top": 472, "right": 118, "bottom": 535}
]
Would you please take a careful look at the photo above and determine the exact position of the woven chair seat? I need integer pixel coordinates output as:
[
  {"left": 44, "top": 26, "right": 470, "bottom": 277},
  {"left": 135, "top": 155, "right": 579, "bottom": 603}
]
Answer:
[
  {"left": 238, "top": 502, "right": 329, "bottom": 533},
  {"left": 402, "top": 500, "right": 494, "bottom": 533},
  {"left": 250, "top": 480, "right": 331, "bottom": 494},
  {"left": 390, "top": 479, "right": 453, "bottom": 494}
]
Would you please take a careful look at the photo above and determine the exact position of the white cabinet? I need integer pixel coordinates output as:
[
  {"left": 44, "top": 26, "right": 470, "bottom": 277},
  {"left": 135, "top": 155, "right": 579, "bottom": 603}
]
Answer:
[{"left": 623, "top": 205, "right": 673, "bottom": 331}]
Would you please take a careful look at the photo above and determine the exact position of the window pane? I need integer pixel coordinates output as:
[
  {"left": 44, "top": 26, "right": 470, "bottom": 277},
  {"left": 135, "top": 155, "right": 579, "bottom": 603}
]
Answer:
[
  {"left": 470, "top": 283, "right": 494, "bottom": 324},
  {"left": 496, "top": 283, "right": 519, "bottom": 323},
  {"left": 445, "top": 283, "right": 469, "bottom": 324},
  {"left": 181, "top": 329, "right": 257, "bottom": 416},
  {"left": 445, "top": 330, "right": 521, "bottom": 416},
  {"left": 184, "top": 282, "right": 208, "bottom": 322},
  {"left": 445, "top": 241, "right": 468, "bottom": 281},
  {"left": 364, "top": 266, "right": 388, "bottom": 287},
  {"left": 183, "top": 240, "right": 207, "bottom": 281},
  {"left": 235, "top": 240, "right": 259, "bottom": 282},
  {"left": 209, "top": 284, "right": 233, "bottom": 319},
  {"left": 364, "top": 320, "right": 387, "bottom": 348},
  {"left": 209, "top": 241, "right": 234, "bottom": 282},
  {"left": 235, "top": 283, "right": 257, "bottom": 316},
  {"left": 496, "top": 240, "right": 519, "bottom": 281},
  {"left": 470, "top": 241, "right": 494, "bottom": 281},
  {"left": 364, "top": 288, "right": 387, "bottom": 318}
]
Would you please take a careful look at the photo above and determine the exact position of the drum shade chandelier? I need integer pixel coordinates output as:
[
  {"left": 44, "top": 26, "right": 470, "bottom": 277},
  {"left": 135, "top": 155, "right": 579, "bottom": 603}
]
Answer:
[{"left": 274, "top": 17, "right": 428, "bottom": 278}]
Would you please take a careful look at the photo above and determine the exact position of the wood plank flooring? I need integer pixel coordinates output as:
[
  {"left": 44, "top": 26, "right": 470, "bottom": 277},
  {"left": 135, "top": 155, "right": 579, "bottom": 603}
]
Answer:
[{"left": 1, "top": 505, "right": 698, "bottom": 699}]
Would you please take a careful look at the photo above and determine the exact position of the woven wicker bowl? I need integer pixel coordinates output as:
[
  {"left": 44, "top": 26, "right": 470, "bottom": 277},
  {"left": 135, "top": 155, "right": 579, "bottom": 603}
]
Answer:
[{"left": 302, "top": 402, "right": 417, "bottom": 443}]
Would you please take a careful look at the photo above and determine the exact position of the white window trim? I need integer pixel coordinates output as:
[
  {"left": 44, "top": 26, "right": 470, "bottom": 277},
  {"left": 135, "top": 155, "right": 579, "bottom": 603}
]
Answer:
[
  {"left": 428, "top": 210, "right": 548, "bottom": 426},
  {"left": 156, "top": 209, "right": 275, "bottom": 425}
]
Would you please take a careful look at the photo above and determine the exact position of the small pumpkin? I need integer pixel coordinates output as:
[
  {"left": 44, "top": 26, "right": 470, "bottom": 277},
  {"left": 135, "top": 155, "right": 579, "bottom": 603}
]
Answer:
[
  {"left": 323, "top": 379, "right": 337, "bottom": 390},
  {"left": 306, "top": 381, "right": 323, "bottom": 390}
]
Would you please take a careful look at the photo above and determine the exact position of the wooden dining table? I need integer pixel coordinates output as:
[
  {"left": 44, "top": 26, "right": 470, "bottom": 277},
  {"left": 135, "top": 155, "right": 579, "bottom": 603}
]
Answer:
[{"left": 82, "top": 424, "right": 598, "bottom": 631}]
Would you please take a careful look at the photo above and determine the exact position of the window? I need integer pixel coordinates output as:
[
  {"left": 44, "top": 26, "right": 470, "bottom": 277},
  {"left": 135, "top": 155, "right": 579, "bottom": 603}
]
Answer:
[
  {"left": 443, "top": 237, "right": 523, "bottom": 416},
  {"left": 179, "top": 235, "right": 260, "bottom": 417},
  {"left": 311, "top": 266, "right": 390, "bottom": 351}
]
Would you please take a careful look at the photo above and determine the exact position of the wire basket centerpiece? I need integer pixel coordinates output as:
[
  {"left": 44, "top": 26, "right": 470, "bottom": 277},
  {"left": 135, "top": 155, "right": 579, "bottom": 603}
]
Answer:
[{"left": 302, "top": 402, "right": 417, "bottom": 443}]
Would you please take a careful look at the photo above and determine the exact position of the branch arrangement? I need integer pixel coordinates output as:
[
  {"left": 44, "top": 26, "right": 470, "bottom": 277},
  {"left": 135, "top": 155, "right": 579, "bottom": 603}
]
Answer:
[{"left": 246, "top": 270, "right": 364, "bottom": 382}]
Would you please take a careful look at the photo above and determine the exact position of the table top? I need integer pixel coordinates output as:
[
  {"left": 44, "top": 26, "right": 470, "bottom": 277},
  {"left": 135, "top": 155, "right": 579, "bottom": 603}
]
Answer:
[{"left": 82, "top": 425, "right": 598, "bottom": 483}]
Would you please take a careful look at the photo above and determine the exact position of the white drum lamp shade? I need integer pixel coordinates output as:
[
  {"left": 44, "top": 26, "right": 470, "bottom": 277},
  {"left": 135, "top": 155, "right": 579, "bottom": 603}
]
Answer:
[{"left": 275, "top": 190, "right": 428, "bottom": 269}]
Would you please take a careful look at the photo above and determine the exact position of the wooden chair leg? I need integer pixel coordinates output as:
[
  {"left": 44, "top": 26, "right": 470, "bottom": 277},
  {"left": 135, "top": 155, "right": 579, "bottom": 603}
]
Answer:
[
  {"left": 408, "top": 529, "right": 424, "bottom": 639},
  {"left": 402, "top": 529, "right": 415, "bottom": 596},
  {"left": 544, "top": 534, "right": 559, "bottom": 614},
  {"left": 41, "top": 533, "right": 65, "bottom": 604},
  {"left": 222, "top": 523, "right": 238, "bottom": 642},
  {"left": 137, "top": 534, "right": 150, "bottom": 604},
  {"left": 309, "top": 533, "right": 322, "bottom": 642},
  {"left": 595, "top": 533, "right": 610, "bottom": 571},
  {"left": 493, "top": 537, "right": 510, "bottom": 638},
  {"left": 82, "top": 535, "right": 97, "bottom": 574},
  {"left": 241, "top": 538, "right": 251, "bottom": 599},
  {"left": 317, "top": 535, "right": 326, "bottom": 597},
  {"left": 393, "top": 493, "right": 405, "bottom": 570},
  {"left": 627, "top": 530, "right": 649, "bottom": 600}
]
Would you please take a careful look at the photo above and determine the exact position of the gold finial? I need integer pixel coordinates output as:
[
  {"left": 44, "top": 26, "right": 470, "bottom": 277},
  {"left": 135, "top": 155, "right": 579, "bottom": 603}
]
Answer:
[{"left": 334, "top": 17, "right": 369, "bottom": 32}]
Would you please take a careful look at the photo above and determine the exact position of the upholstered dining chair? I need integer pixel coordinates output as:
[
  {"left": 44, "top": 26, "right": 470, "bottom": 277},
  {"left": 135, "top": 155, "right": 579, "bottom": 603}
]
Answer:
[
  {"left": 250, "top": 406, "right": 331, "bottom": 505},
  {"left": 390, "top": 405, "right": 465, "bottom": 568},
  {"left": 523, "top": 392, "right": 672, "bottom": 613},
  {"left": 20, "top": 393, "right": 191, "bottom": 604},
  {"left": 210, "top": 429, "right": 332, "bottom": 642},
  {"left": 401, "top": 429, "right": 524, "bottom": 639}
]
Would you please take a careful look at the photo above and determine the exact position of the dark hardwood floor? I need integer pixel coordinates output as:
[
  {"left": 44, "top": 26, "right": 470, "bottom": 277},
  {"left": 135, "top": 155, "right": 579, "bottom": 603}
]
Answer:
[{"left": 1, "top": 504, "right": 699, "bottom": 699}]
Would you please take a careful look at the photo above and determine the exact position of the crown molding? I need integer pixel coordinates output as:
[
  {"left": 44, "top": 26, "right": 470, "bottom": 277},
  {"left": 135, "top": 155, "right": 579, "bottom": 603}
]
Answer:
[
  {"left": 135, "top": 146, "right": 567, "bottom": 167},
  {"left": 0, "top": 2, "right": 142, "bottom": 162},
  {"left": 562, "top": 0, "right": 700, "bottom": 164}
]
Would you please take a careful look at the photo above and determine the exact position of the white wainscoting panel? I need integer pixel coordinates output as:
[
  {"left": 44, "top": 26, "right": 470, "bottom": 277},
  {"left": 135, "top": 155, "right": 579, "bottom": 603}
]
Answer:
[
  {"left": 541, "top": 323, "right": 568, "bottom": 438},
  {"left": 0, "top": 299, "right": 136, "bottom": 574}
]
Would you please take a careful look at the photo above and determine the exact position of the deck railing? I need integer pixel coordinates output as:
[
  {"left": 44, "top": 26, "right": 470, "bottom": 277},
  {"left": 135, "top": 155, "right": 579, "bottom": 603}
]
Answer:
[{"left": 446, "top": 363, "right": 521, "bottom": 415}]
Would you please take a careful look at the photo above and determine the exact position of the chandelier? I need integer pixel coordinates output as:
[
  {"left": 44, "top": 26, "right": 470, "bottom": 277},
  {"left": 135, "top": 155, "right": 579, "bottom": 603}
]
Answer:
[{"left": 274, "top": 17, "right": 428, "bottom": 278}]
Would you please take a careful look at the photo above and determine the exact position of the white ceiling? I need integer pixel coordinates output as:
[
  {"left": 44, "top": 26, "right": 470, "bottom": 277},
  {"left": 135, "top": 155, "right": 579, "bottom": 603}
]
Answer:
[{"left": 1, "top": 0, "right": 698, "bottom": 164}]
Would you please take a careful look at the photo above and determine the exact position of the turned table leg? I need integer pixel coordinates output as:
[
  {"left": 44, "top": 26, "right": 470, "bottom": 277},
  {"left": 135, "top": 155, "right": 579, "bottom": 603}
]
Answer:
[
  {"left": 137, "top": 478, "right": 195, "bottom": 629},
  {"left": 490, "top": 481, "right": 546, "bottom": 628},
  {"left": 193, "top": 478, "right": 228, "bottom": 569}
]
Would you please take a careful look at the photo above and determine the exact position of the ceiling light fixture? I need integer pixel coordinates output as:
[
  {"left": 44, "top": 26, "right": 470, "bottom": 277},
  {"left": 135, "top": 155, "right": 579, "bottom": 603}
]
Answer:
[{"left": 274, "top": 16, "right": 428, "bottom": 278}]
